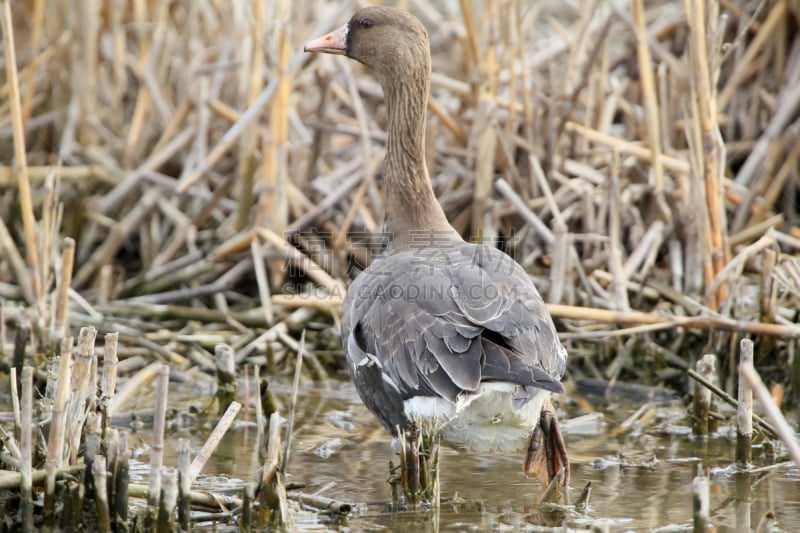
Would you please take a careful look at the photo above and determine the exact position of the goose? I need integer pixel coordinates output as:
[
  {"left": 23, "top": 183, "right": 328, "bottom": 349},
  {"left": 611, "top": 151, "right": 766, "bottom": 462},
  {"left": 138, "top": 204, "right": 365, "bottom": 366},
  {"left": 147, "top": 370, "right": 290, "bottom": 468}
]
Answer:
[{"left": 304, "top": 6, "right": 569, "bottom": 500}]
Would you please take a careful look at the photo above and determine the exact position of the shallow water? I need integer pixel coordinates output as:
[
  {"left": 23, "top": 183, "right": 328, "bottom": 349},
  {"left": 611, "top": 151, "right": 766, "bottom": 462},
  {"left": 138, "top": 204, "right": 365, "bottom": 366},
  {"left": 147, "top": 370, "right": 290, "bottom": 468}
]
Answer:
[{"left": 126, "top": 379, "right": 799, "bottom": 532}]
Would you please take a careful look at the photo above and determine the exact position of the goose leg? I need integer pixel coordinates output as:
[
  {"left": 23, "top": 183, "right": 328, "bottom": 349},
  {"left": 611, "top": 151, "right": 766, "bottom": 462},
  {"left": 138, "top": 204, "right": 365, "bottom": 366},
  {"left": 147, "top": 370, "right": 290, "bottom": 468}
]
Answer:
[
  {"left": 400, "top": 423, "right": 422, "bottom": 503},
  {"left": 523, "top": 398, "right": 570, "bottom": 487},
  {"left": 398, "top": 422, "right": 443, "bottom": 505}
]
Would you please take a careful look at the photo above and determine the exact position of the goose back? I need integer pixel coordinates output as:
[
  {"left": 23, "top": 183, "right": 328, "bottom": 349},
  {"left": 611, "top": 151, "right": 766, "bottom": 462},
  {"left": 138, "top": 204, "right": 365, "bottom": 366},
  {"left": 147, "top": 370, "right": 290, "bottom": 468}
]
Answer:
[{"left": 341, "top": 242, "right": 566, "bottom": 435}]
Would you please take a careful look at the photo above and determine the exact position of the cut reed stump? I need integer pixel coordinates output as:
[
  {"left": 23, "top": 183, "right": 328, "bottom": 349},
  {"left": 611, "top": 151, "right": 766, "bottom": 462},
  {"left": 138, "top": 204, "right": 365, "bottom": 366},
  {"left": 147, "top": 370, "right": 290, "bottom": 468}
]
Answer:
[
  {"left": 692, "top": 354, "right": 718, "bottom": 436},
  {"left": 157, "top": 468, "right": 178, "bottom": 532},
  {"left": 177, "top": 439, "right": 191, "bottom": 531},
  {"left": 92, "top": 455, "right": 111, "bottom": 531},
  {"left": 256, "top": 412, "right": 290, "bottom": 528},
  {"left": 19, "top": 367, "right": 33, "bottom": 532},
  {"left": 145, "top": 365, "right": 170, "bottom": 530},
  {"left": 113, "top": 431, "right": 130, "bottom": 530},
  {"left": 215, "top": 343, "right": 237, "bottom": 415},
  {"left": 736, "top": 339, "right": 754, "bottom": 466}
]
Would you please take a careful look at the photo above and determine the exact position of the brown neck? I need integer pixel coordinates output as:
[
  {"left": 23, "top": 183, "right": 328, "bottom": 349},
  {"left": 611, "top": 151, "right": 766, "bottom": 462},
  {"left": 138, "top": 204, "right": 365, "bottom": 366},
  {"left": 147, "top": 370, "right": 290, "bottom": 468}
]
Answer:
[{"left": 380, "top": 68, "right": 457, "bottom": 248}]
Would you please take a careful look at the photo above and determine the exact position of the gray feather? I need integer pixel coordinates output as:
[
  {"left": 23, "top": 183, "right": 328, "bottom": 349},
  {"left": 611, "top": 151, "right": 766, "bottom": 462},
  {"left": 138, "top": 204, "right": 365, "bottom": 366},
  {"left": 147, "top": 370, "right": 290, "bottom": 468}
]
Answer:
[{"left": 341, "top": 242, "right": 567, "bottom": 434}]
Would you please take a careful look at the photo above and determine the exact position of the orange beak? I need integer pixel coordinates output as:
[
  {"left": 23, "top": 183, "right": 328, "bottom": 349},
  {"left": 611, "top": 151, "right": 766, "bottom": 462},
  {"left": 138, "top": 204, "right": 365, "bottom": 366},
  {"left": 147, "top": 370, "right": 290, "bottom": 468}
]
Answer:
[{"left": 303, "top": 24, "right": 348, "bottom": 55}]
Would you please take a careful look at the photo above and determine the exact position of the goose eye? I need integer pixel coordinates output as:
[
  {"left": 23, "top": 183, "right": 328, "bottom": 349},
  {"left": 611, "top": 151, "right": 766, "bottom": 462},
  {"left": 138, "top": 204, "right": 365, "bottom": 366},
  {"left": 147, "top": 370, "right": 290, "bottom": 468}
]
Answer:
[{"left": 359, "top": 18, "right": 374, "bottom": 29}]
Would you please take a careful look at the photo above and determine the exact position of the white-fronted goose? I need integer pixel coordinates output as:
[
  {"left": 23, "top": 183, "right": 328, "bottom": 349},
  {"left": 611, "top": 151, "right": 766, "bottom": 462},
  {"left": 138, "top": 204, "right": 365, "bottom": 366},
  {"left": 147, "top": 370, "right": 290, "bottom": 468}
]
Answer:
[{"left": 305, "top": 6, "right": 569, "bottom": 497}]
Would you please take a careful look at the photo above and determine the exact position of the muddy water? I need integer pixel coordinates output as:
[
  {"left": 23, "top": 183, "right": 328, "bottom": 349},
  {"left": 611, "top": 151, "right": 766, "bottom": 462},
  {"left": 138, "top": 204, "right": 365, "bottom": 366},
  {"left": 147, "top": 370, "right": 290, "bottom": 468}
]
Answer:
[{"left": 128, "top": 380, "right": 799, "bottom": 531}]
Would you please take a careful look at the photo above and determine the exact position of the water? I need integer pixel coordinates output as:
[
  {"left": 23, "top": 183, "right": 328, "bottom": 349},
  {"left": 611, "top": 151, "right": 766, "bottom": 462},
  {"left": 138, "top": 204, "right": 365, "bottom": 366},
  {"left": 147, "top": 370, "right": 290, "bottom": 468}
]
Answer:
[{"left": 128, "top": 380, "right": 799, "bottom": 531}]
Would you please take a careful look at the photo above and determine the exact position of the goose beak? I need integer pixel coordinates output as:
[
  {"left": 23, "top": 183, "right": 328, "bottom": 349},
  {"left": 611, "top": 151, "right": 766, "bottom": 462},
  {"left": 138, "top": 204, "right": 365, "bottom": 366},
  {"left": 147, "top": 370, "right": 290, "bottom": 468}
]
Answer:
[{"left": 304, "top": 24, "right": 347, "bottom": 55}]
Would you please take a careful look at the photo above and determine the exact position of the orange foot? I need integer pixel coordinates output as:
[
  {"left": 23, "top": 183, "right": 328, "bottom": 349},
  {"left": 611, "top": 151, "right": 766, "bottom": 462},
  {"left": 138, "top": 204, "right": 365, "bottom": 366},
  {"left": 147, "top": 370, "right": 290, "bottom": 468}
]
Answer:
[{"left": 523, "top": 398, "right": 570, "bottom": 488}]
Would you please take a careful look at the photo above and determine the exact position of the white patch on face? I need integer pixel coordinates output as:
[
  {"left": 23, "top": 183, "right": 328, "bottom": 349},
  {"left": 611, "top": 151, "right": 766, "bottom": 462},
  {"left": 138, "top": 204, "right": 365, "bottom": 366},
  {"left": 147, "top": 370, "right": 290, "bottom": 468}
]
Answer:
[{"left": 342, "top": 23, "right": 349, "bottom": 49}]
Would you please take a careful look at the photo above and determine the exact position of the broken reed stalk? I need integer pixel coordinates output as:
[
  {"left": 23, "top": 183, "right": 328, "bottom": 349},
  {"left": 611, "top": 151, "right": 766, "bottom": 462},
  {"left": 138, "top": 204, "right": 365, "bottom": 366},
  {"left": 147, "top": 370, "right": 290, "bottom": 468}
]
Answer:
[
  {"left": 1, "top": 427, "right": 22, "bottom": 471},
  {"left": 536, "top": 468, "right": 566, "bottom": 506},
  {"left": 127, "top": 482, "right": 242, "bottom": 510},
  {"left": 92, "top": 455, "right": 111, "bottom": 531},
  {"left": 68, "top": 327, "right": 98, "bottom": 463},
  {"left": 52, "top": 237, "right": 76, "bottom": 344},
  {"left": 100, "top": 332, "right": 119, "bottom": 431},
  {"left": 739, "top": 363, "right": 800, "bottom": 466},
  {"left": 692, "top": 465, "right": 709, "bottom": 533},
  {"left": 757, "top": 249, "right": 777, "bottom": 360},
  {"left": 189, "top": 400, "right": 242, "bottom": 482},
  {"left": 736, "top": 339, "right": 754, "bottom": 465},
  {"left": 62, "top": 480, "right": 83, "bottom": 527},
  {"left": 20, "top": 367, "right": 33, "bottom": 532},
  {"left": 572, "top": 480, "right": 592, "bottom": 511},
  {"left": 157, "top": 468, "right": 178, "bottom": 531},
  {"left": 692, "top": 354, "right": 717, "bottom": 436},
  {"left": 214, "top": 343, "right": 237, "bottom": 415},
  {"left": 177, "top": 439, "right": 191, "bottom": 531},
  {"left": 241, "top": 484, "right": 254, "bottom": 529},
  {"left": 113, "top": 431, "right": 129, "bottom": 529},
  {"left": 281, "top": 329, "right": 305, "bottom": 475},
  {"left": 104, "top": 428, "right": 119, "bottom": 493},
  {"left": 259, "top": 412, "right": 288, "bottom": 527},
  {"left": 45, "top": 340, "right": 73, "bottom": 523},
  {"left": 0, "top": 464, "right": 87, "bottom": 491},
  {"left": 1, "top": 0, "right": 42, "bottom": 306},
  {"left": 249, "top": 365, "right": 266, "bottom": 488},
  {"left": 83, "top": 414, "right": 101, "bottom": 498},
  {"left": 146, "top": 364, "right": 170, "bottom": 523},
  {"left": 291, "top": 493, "right": 353, "bottom": 515}
]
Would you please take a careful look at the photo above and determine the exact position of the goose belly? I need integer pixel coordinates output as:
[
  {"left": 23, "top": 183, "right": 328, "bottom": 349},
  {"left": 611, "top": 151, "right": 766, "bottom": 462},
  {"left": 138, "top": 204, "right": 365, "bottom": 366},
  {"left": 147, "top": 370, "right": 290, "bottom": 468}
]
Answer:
[{"left": 402, "top": 383, "right": 549, "bottom": 453}]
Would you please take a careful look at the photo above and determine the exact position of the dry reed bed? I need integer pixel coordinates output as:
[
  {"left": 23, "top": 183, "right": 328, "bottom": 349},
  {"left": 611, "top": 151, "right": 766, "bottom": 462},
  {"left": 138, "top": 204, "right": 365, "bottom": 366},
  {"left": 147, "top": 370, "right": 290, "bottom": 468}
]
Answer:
[
  {"left": 0, "top": 1, "right": 798, "bottom": 416},
  {"left": 0, "top": 0, "right": 798, "bottom": 529}
]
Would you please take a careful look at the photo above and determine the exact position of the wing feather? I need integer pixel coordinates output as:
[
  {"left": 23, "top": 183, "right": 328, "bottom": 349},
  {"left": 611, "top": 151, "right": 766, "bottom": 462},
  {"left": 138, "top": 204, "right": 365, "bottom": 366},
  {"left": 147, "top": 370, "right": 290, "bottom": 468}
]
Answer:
[{"left": 341, "top": 242, "right": 567, "bottom": 431}]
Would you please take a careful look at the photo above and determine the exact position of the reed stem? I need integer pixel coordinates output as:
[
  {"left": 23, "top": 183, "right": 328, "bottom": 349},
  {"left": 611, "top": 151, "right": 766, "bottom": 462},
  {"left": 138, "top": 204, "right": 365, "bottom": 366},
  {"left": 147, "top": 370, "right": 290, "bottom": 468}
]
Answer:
[
  {"left": 93, "top": 455, "right": 111, "bottom": 532},
  {"left": 189, "top": 401, "right": 241, "bottom": 482},
  {"left": 146, "top": 365, "right": 170, "bottom": 522},
  {"left": 20, "top": 366, "right": 34, "bottom": 532},
  {"left": 177, "top": 439, "right": 191, "bottom": 531},
  {"left": 736, "top": 339, "right": 754, "bottom": 465},
  {"left": 692, "top": 354, "right": 717, "bottom": 436}
]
